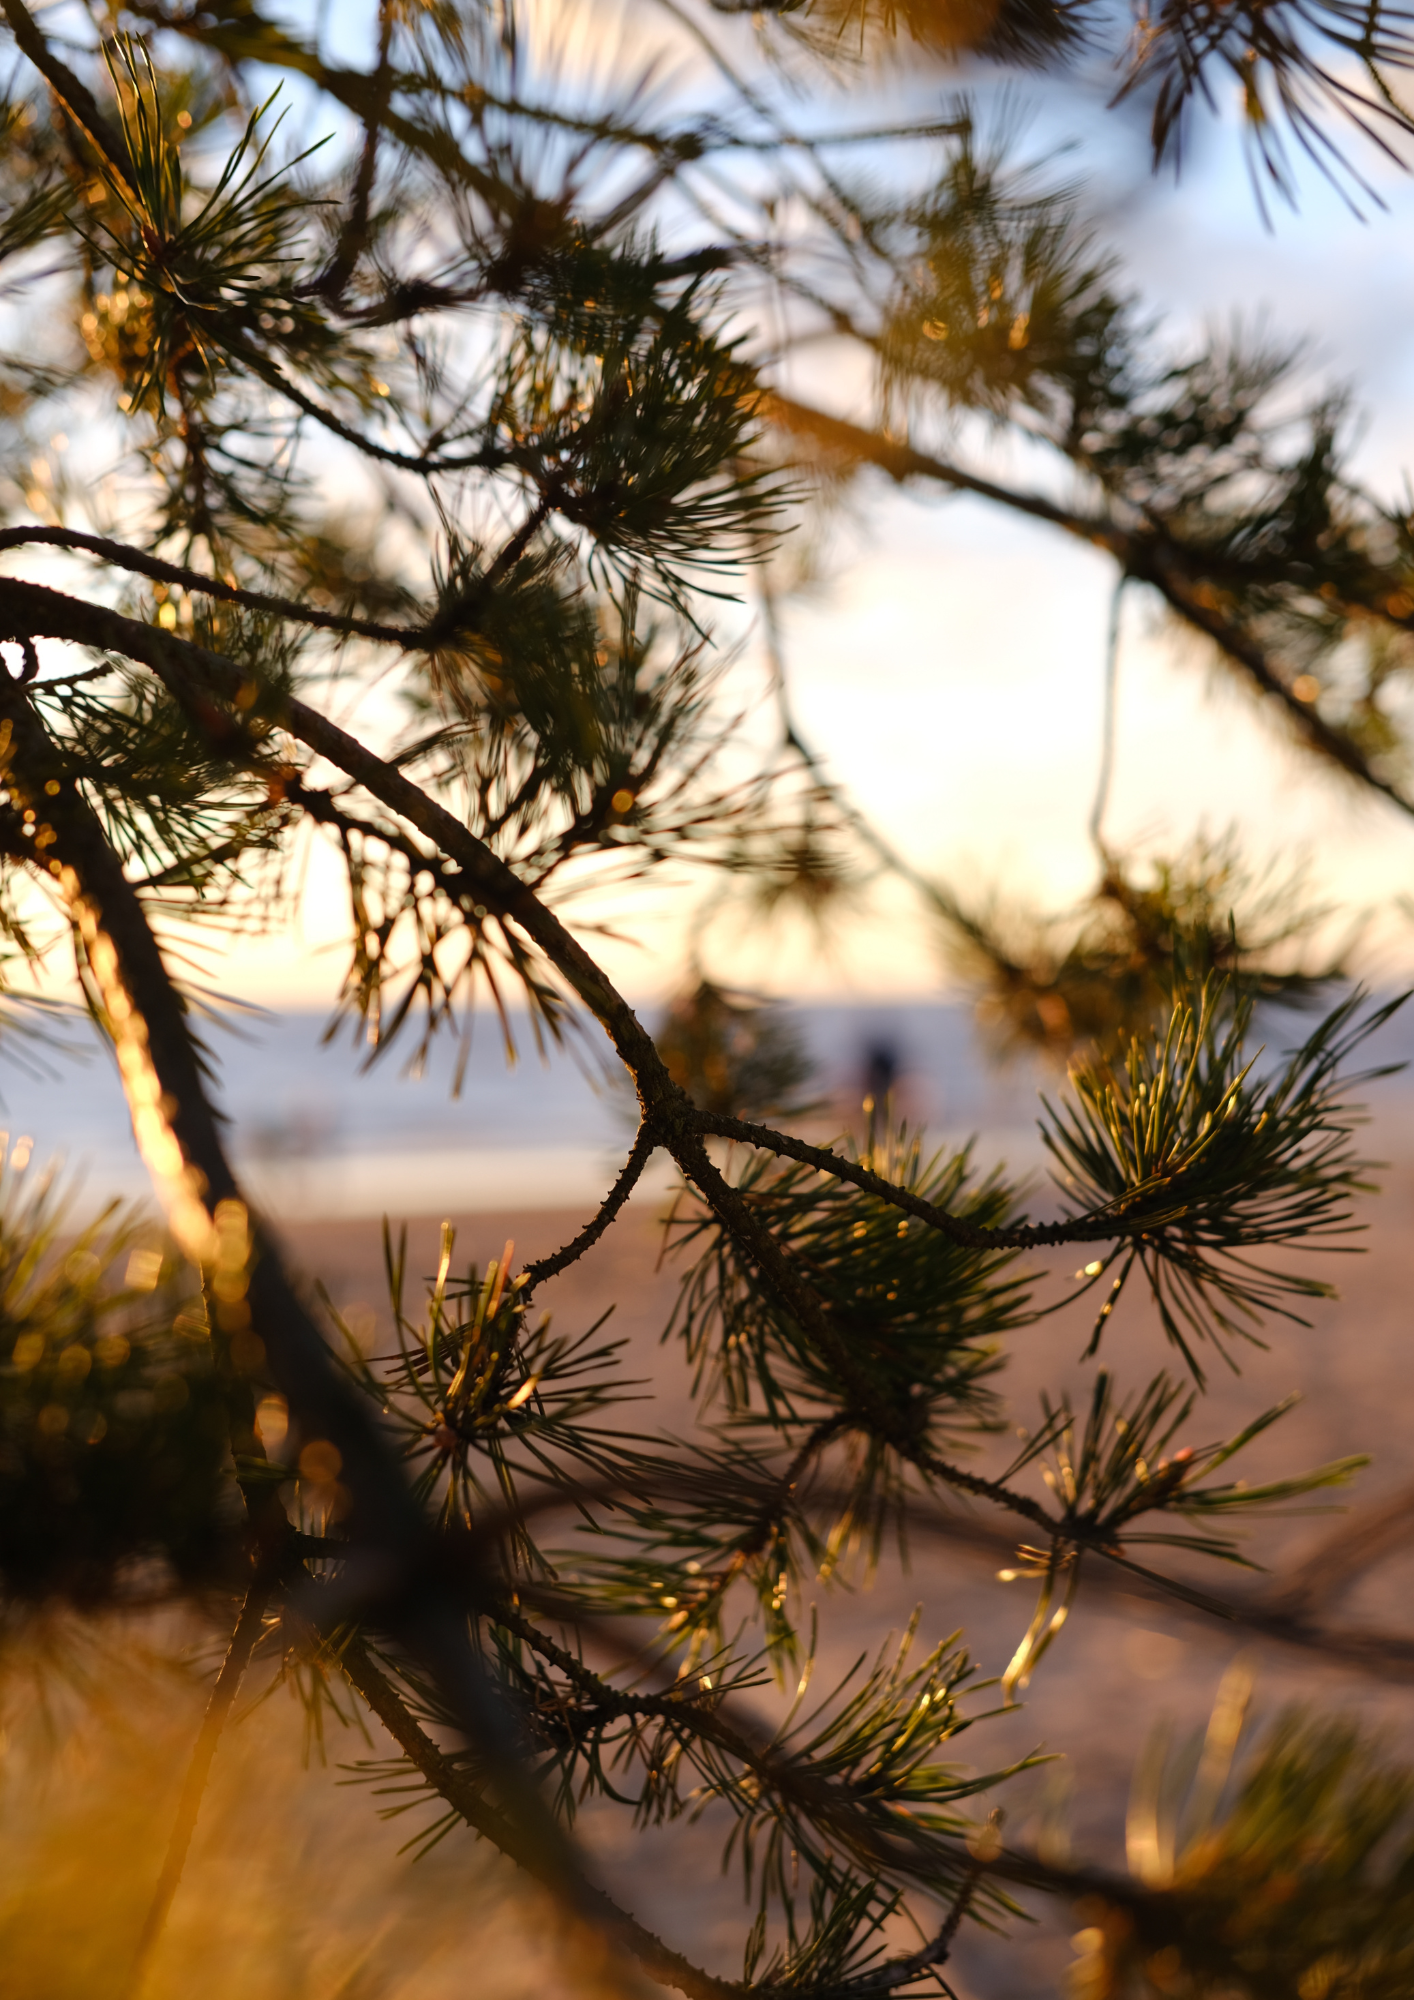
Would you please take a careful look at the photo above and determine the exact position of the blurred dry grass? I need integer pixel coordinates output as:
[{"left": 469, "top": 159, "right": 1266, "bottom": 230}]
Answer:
[{"left": 0, "top": 1608, "right": 564, "bottom": 2000}]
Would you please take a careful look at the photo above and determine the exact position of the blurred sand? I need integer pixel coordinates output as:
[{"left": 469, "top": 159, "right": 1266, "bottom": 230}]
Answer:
[{"left": 5, "top": 1175, "right": 1414, "bottom": 2000}]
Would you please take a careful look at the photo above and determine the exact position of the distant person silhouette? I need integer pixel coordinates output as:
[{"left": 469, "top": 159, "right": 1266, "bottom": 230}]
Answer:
[{"left": 861, "top": 1038, "right": 900, "bottom": 1111}]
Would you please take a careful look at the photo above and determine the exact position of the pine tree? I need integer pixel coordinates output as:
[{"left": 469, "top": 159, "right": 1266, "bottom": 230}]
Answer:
[{"left": 4, "top": 4, "right": 1414, "bottom": 1996}]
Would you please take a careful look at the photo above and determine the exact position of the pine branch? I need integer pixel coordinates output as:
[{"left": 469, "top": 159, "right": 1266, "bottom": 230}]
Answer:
[
  {"left": 338, "top": 1629, "right": 746, "bottom": 2000},
  {"left": 341, "top": 1622, "right": 1034, "bottom": 1998},
  {"left": 844, "top": 1838, "right": 990, "bottom": 1999},
  {"left": 696, "top": 1109, "right": 1117, "bottom": 1251},
  {"left": 2, "top": 579, "right": 1384, "bottom": 1630},
  {"left": 4, "top": 576, "right": 1379, "bottom": 1448},
  {"left": 226, "top": 337, "right": 525, "bottom": 480},
  {"left": 338, "top": 1614, "right": 1213, "bottom": 1995},
  {"left": 421, "top": 494, "right": 557, "bottom": 648},
  {"left": 857, "top": 1490, "right": 1414, "bottom": 1683},
  {"left": 665, "top": 1414, "right": 853, "bottom": 1636},
  {"left": 669, "top": 1125, "right": 978, "bottom": 1464},
  {"left": 483, "top": 1587, "right": 1010, "bottom": 1893},
  {"left": 287, "top": 795, "right": 589, "bottom": 1049},
  {"left": 767, "top": 395, "right": 1414, "bottom": 820},
  {"left": 0, "top": 526, "right": 419, "bottom": 647}
]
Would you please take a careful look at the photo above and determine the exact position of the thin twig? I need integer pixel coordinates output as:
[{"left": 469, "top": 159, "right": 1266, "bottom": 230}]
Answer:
[
  {"left": 841, "top": 1828, "right": 995, "bottom": 1998},
  {"left": 848, "top": 1488, "right": 1414, "bottom": 1684},
  {"left": 695, "top": 1107, "right": 1157, "bottom": 1252},
  {"left": 767, "top": 393, "right": 1414, "bottom": 819},
  {"left": 519, "top": 1123, "right": 659, "bottom": 1298},
  {"left": 1089, "top": 577, "right": 1126, "bottom": 856},
  {"left": 120, "top": 1570, "right": 276, "bottom": 2000},
  {"left": 310, "top": 0, "right": 395, "bottom": 302}
]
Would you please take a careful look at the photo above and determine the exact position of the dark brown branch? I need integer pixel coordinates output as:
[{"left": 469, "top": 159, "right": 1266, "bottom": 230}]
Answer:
[
  {"left": 697, "top": 1107, "right": 1137, "bottom": 1251},
  {"left": 487, "top": 1581, "right": 1035, "bottom": 1901},
  {"left": 490, "top": 1612, "right": 958, "bottom": 1887},
  {"left": 339, "top": 1631, "right": 745, "bottom": 2000},
  {"left": 519, "top": 1123, "right": 659, "bottom": 1297},
  {"left": 0, "top": 497, "right": 552, "bottom": 660},
  {"left": 0, "top": 527, "right": 417, "bottom": 648},
  {"left": 859, "top": 1840, "right": 991, "bottom": 1998}
]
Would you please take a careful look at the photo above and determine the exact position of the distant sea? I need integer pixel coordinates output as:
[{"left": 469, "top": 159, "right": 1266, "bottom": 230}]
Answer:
[{"left": 12, "top": 995, "right": 1414, "bottom": 1221}]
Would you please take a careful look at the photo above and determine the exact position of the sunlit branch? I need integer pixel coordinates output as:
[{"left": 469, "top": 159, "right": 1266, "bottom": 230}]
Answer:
[
  {"left": 0, "top": 671, "right": 602, "bottom": 1941},
  {"left": 0, "top": 0, "right": 137, "bottom": 190}
]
